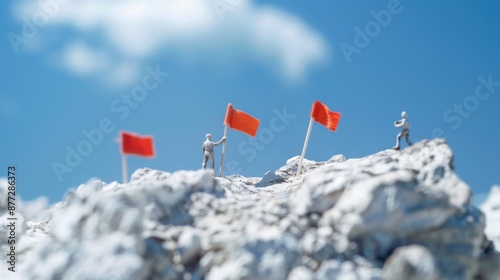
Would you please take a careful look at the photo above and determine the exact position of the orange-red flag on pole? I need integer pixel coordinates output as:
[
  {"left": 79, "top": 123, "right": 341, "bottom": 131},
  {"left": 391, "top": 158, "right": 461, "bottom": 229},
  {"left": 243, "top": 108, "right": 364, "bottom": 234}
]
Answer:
[
  {"left": 311, "top": 101, "right": 341, "bottom": 131},
  {"left": 121, "top": 131, "right": 155, "bottom": 157},
  {"left": 120, "top": 131, "right": 155, "bottom": 184},
  {"left": 224, "top": 103, "right": 260, "bottom": 137},
  {"left": 220, "top": 103, "right": 260, "bottom": 176},
  {"left": 297, "top": 101, "right": 341, "bottom": 176}
]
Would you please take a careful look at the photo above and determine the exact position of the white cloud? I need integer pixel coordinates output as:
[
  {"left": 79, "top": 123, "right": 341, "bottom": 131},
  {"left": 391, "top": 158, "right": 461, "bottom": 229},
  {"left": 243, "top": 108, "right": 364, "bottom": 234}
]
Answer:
[
  {"left": 61, "top": 42, "right": 109, "bottom": 75},
  {"left": 249, "top": 8, "right": 327, "bottom": 80},
  {"left": 58, "top": 42, "right": 139, "bottom": 86},
  {"left": 12, "top": 0, "right": 328, "bottom": 86}
]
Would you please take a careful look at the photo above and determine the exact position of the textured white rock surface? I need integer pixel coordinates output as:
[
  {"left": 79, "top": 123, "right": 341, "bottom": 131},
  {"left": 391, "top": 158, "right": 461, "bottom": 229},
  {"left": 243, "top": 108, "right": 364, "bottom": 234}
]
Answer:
[
  {"left": 481, "top": 186, "right": 500, "bottom": 249},
  {"left": 0, "top": 139, "right": 498, "bottom": 280}
]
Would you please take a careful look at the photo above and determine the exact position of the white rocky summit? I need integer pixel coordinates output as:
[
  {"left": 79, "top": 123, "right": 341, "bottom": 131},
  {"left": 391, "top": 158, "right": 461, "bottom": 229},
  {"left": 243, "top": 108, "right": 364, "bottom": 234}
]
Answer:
[
  {"left": 480, "top": 186, "right": 500, "bottom": 250},
  {"left": 1, "top": 139, "right": 499, "bottom": 280}
]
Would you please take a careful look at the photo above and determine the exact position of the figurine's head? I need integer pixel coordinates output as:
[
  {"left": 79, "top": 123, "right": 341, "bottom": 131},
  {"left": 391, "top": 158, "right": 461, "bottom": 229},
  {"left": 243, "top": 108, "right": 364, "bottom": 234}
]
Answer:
[
  {"left": 206, "top": 133, "right": 212, "bottom": 140},
  {"left": 401, "top": 111, "right": 408, "bottom": 119}
]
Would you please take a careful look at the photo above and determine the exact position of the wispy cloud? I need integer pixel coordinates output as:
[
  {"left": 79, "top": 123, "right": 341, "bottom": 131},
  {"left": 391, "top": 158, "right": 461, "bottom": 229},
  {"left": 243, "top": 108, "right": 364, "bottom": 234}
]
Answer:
[
  {"left": 11, "top": 0, "right": 328, "bottom": 87},
  {"left": 60, "top": 42, "right": 109, "bottom": 76}
]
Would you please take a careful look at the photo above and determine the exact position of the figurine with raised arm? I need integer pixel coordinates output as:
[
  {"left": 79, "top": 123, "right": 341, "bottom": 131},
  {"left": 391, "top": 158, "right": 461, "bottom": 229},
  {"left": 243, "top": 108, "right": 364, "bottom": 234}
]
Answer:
[
  {"left": 202, "top": 133, "right": 226, "bottom": 169},
  {"left": 393, "top": 111, "right": 413, "bottom": 151}
]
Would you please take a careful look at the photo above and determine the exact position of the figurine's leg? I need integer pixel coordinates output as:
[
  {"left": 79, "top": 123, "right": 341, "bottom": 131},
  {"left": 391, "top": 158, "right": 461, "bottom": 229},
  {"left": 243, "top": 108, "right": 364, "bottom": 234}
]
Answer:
[
  {"left": 393, "top": 133, "right": 402, "bottom": 150},
  {"left": 405, "top": 133, "right": 413, "bottom": 146},
  {"left": 202, "top": 155, "right": 208, "bottom": 169},
  {"left": 210, "top": 155, "right": 215, "bottom": 170}
]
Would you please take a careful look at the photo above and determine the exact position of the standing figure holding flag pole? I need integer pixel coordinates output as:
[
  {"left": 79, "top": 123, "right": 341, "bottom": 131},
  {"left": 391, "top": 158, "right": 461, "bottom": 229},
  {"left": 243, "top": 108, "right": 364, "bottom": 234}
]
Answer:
[
  {"left": 202, "top": 133, "right": 226, "bottom": 170},
  {"left": 219, "top": 103, "right": 260, "bottom": 176},
  {"left": 297, "top": 101, "right": 341, "bottom": 176}
]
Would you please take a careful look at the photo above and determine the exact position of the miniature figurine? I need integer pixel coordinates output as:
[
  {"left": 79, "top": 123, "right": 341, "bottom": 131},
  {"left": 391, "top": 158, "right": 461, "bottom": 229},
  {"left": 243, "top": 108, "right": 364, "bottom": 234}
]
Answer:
[
  {"left": 202, "top": 133, "right": 226, "bottom": 169},
  {"left": 393, "top": 111, "right": 413, "bottom": 150}
]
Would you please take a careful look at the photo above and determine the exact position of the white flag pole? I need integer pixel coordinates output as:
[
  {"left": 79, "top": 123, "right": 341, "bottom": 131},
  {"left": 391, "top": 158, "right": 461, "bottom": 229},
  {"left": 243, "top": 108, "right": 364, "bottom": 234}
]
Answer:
[
  {"left": 117, "top": 134, "right": 128, "bottom": 184},
  {"left": 219, "top": 124, "right": 228, "bottom": 177},
  {"left": 297, "top": 117, "right": 314, "bottom": 176},
  {"left": 122, "top": 154, "right": 128, "bottom": 184}
]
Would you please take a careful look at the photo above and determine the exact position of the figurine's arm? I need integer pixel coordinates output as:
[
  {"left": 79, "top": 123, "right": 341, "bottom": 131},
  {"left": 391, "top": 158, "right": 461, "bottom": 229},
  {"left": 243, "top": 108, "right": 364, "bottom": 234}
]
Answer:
[
  {"left": 214, "top": 137, "right": 227, "bottom": 146},
  {"left": 394, "top": 119, "right": 404, "bottom": 127}
]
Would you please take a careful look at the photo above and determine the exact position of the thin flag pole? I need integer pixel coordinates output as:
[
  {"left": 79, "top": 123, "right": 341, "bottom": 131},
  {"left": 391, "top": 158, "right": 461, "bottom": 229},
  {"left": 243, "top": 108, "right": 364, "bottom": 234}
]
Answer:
[
  {"left": 122, "top": 154, "right": 128, "bottom": 184},
  {"left": 219, "top": 124, "right": 228, "bottom": 177},
  {"left": 297, "top": 117, "right": 314, "bottom": 176}
]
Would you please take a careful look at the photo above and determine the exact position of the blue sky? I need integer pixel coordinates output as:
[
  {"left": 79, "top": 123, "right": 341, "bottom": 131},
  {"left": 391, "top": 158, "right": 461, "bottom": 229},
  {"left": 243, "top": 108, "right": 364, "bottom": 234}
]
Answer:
[{"left": 1, "top": 0, "right": 499, "bottom": 204}]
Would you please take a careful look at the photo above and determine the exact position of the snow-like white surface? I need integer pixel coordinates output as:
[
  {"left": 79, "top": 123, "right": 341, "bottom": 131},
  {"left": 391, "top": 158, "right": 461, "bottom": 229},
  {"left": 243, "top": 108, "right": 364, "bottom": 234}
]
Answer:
[
  {"left": 0, "top": 139, "right": 499, "bottom": 280},
  {"left": 481, "top": 186, "right": 500, "bottom": 249}
]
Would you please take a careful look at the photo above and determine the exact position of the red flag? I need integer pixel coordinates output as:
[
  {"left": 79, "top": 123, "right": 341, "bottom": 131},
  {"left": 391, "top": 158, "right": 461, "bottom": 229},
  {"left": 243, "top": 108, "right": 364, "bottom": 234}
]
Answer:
[
  {"left": 224, "top": 103, "right": 260, "bottom": 137},
  {"left": 311, "top": 101, "right": 341, "bottom": 131},
  {"left": 120, "top": 131, "right": 155, "bottom": 157}
]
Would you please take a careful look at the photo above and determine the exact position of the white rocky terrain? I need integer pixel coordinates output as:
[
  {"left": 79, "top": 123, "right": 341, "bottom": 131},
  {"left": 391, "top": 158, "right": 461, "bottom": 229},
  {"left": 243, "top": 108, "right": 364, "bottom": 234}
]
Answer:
[
  {"left": 480, "top": 186, "right": 500, "bottom": 250},
  {"left": 1, "top": 138, "right": 499, "bottom": 280}
]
